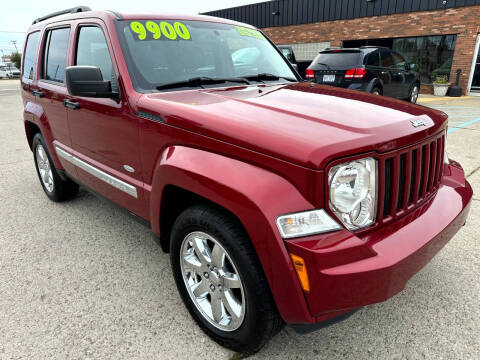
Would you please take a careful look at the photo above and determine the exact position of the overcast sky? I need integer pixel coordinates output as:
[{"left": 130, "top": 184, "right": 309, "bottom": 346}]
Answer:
[{"left": 0, "top": 0, "right": 266, "bottom": 56}]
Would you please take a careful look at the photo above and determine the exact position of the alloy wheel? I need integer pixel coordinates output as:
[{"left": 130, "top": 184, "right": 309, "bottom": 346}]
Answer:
[
  {"left": 180, "top": 231, "right": 246, "bottom": 331},
  {"left": 36, "top": 144, "right": 54, "bottom": 193},
  {"left": 411, "top": 85, "right": 419, "bottom": 103}
]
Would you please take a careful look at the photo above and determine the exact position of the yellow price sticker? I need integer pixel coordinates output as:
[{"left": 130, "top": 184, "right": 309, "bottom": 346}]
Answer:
[
  {"left": 235, "top": 26, "right": 265, "bottom": 40},
  {"left": 130, "top": 21, "right": 191, "bottom": 41}
]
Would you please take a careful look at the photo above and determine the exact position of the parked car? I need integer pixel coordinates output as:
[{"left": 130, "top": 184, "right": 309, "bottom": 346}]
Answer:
[
  {"left": 21, "top": 7, "right": 472, "bottom": 354},
  {"left": 306, "top": 47, "right": 421, "bottom": 103},
  {"left": 5, "top": 66, "right": 21, "bottom": 78},
  {"left": 0, "top": 66, "right": 7, "bottom": 78}
]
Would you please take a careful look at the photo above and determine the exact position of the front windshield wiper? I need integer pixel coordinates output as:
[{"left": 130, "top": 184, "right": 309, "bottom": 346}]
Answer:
[
  {"left": 243, "top": 73, "right": 297, "bottom": 83},
  {"left": 156, "top": 77, "right": 251, "bottom": 91}
]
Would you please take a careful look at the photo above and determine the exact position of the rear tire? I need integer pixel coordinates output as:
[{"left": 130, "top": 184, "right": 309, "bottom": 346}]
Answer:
[
  {"left": 32, "top": 133, "right": 78, "bottom": 202},
  {"left": 170, "top": 204, "right": 283, "bottom": 354}
]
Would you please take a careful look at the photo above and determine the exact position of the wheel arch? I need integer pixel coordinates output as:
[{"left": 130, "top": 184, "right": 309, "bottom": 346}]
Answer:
[
  {"left": 24, "top": 120, "right": 41, "bottom": 150},
  {"left": 149, "top": 145, "right": 315, "bottom": 323},
  {"left": 159, "top": 184, "right": 248, "bottom": 254},
  {"left": 366, "top": 78, "right": 383, "bottom": 94}
]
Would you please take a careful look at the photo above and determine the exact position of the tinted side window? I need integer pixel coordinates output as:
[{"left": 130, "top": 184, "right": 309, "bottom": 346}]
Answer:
[
  {"left": 44, "top": 28, "right": 70, "bottom": 83},
  {"left": 75, "top": 26, "right": 114, "bottom": 81},
  {"left": 365, "top": 51, "right": 380, "bottom": 67},
  {"left": 380, "top": 49, "right": 394, "bottom": 68},
  {"left": 392, "top": 52, "right": 407, "bottom": 70},
  {"left": 23, "top": 32, "right": 40, "bottom": 80}
]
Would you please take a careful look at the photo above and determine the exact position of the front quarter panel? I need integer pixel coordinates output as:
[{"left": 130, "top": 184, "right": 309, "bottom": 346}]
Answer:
[{"left": 149, "top": 145, "right": 316, "bottom": 323}]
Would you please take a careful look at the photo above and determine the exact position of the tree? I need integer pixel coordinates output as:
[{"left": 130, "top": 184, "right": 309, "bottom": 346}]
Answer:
[{"left": 10, "top": 52, "right": 22, "bottom": 69}]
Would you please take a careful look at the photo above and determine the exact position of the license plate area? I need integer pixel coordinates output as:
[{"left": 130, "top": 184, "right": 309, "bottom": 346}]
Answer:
[{"left": 323, "top": 75, "right": 336, "bottom": 82}]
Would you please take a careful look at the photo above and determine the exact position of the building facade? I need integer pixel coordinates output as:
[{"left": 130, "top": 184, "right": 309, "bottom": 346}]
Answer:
[{"left": 205, "top": 0, "right": 480, "bottom": 95}]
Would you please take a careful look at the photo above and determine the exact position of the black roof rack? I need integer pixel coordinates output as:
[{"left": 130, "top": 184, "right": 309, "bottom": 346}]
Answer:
[{"left": 32, "top": 6, "right": 92, "bottom": 24}]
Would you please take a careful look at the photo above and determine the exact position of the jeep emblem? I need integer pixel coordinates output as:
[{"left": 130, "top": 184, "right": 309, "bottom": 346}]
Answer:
[{"left": 410, "top": 119, "right": 427, "bottom": 128}]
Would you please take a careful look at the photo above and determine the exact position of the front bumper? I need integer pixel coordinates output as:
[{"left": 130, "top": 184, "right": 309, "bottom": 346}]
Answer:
[{"left": 285, "top": 162, "right": 472, "bottom": 321}]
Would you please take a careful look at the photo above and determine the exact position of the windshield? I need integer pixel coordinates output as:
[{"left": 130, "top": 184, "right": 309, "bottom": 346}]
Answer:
[{"left": 115, "top": 20, "right": 297, "bottom": 92}]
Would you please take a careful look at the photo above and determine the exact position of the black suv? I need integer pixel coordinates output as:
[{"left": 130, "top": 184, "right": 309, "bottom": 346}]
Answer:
[{"left": 306, "top": 47, "right": 420, "bottom": 103}]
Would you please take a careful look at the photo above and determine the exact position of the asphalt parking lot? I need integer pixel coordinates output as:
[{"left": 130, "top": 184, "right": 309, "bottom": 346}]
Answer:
[{"left": 0, "top": 79, "right": 479, "bottom": 360}]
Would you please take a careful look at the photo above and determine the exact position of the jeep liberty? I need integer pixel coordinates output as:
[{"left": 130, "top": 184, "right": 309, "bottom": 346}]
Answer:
[{"left": 21, "top": 6, "right": 472, "bottom": 353}]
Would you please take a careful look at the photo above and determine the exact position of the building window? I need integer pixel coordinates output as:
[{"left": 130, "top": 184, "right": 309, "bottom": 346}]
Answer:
[
  {"left": 393, "top": 35, "right": 456, "bottom": 84},
  {"left": 344, "top": 35, "right": 457, "bottom": 85}
]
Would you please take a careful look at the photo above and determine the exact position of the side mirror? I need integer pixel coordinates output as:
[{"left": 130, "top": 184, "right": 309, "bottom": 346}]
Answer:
[
  {"left": 66, "top": 66, "right": 119, "bottom": 99},
  {"left": 291, "top": 63, "right": 299, "bottom": 72}
]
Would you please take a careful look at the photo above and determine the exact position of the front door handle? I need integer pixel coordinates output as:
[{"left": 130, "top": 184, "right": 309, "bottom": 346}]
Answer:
[
  {"left": 32, "top": 90, "right": 44, "bottom": 98},
  {"left": 63, "top": 99, "right": 80, "bottom": 110}
]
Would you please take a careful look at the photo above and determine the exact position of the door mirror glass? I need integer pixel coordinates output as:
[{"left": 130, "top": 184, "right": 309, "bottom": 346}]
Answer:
[{"left": 65, "top": 66, "right": 118, "bottom": 98}]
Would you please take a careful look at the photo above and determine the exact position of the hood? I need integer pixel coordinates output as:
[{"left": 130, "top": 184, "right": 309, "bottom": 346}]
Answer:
[{"left": 138, "top": 82, "right": 447, "bottom": 169}]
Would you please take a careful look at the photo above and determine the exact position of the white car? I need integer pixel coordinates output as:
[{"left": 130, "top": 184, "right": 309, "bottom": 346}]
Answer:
[
  {"left": 0, "top": 66, "right": 8, "bottom": 79},
  {"left": 6, "top": 66, "right": 20, "bottom": 78}
]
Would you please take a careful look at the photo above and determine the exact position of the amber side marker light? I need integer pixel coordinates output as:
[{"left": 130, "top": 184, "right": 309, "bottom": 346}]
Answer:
[{"left": 290, "top": 253, "right": 310, "bottom": 292}]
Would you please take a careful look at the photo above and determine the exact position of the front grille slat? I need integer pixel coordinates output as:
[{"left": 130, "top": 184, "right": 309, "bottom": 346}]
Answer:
[
  {"left": 376, "top": 158, "right": 386, "bottom": 219},
  {"left": 428, "top": 141, "right": 437, "bottom": 192},
  {"left": 412, "top": 148, "right": 421, "bottom": 203},
  {"left": 377, "top": 132, "right": 445, "bottom": 225},
  {"left": 397, "top": 154, "right": 406, "bottom": 210},
  {"left": 389, "top": 156, "right": 400, "bottom": 217},
  {"left": 421, "top": 145, "right": 430, "bottom": 197},
  {"left": 402, "top": 152, "right": 412, "bottom": 210},
  {"left": 383, "top": 158, "right": 392, "bottom": 217},
  {"left": 435, "top": 137, "right": 443, "bottom": 184}
]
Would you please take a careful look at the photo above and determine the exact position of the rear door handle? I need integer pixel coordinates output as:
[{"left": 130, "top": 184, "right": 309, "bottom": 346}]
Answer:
[
  {"left": 63, "top": 99, "right": 80, "bottom": 110},
  {"left": 32, "top": 90, "right": 44, "bottom": 98}
]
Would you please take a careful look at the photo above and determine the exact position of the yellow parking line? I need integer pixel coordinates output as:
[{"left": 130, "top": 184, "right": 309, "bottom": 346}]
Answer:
[{"left": 418, "top": 96, "right": 474, "bottom": 102}]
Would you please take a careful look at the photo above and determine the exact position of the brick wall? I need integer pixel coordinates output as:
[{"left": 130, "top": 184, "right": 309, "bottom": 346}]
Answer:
[{"left": 262, "top": 6, "right": 480, "bottom": 95}]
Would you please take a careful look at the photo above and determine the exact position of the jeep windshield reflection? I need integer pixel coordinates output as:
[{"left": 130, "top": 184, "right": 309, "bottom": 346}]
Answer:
[{"left": 115, "top": 20, "right": 298, "bottom": 92}]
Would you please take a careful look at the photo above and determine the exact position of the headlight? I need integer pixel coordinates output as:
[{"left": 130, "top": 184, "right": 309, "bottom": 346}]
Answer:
[
  {"left": 328, "top": 157, "right": 377, "bottom": 230},
  {"left": 276, "top": 209, "right": 342, "bottom": 239}
]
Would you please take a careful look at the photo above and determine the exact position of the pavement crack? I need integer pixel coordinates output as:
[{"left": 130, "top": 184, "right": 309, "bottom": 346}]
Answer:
[{"left": 466, "top": 165, "right": 480, "bottom": 178}]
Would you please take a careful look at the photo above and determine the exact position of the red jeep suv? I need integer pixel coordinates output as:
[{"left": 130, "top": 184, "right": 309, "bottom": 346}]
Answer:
[{"left": 21, "top": 6, "right": 472, "bottom": 353}]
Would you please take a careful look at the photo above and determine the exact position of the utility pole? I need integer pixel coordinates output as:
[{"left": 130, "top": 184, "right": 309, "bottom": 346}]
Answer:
[{"left": 11, "top": 40, "right": 18, "bottom": 53}]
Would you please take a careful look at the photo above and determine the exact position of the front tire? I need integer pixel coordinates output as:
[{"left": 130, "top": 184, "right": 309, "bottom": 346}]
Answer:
[
  {"left": 32, "top": 133, "right": 79, "bottom": 202},
  {"left": 170, "top": 205, "right": 283, "bottom": 354}
]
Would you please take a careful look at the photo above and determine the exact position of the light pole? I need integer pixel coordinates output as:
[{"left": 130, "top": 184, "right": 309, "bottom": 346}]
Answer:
[{"left": 11, "top": 40, "right": 18, "bottom": 53}]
